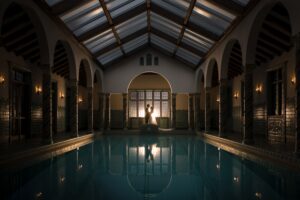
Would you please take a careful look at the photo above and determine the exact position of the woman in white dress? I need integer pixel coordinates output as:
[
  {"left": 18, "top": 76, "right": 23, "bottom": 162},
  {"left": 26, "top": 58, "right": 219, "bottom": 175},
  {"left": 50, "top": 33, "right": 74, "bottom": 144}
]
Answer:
[{"left": 149, "top": 106, "right": 157, "bottom": 125}]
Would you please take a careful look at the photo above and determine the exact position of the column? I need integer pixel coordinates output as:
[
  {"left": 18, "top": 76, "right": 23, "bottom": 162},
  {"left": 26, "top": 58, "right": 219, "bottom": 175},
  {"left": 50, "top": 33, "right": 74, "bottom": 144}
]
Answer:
[
  {"left": 104, "top": 93, "right": 110, "bottom": 130},
  {"left": 42, "top": 68, "right": 52, "bottom": 143},
  {"left": 172, "top": 93, "right": 176, "bottom": 129},
  {"left": 188, "top": 93, "right": 194, "bottom": 130},
  {"left": 294, "top": 33, "right": 300, "bottom": 154},
  {"left": 87, "top": 87, "right": 93, "bottom": 132},
  {"left": 205, "top": 87, "right": 211, "bottom": 132},
  {"left": 99, "top": 93, "right": 104, "bottom": 131},
  {"left": 69, "top": 79, "right": 78, "bottom": 137},
  {"left": 194, "top": 93, "right": 201, "bottom": 131},
  {"left": 123, "top": 93, "right": 128, "bottom": 130},
  {"left": 219, "top": 79, "right": 228, "bottom": 137},
  {"left": 243, "top": 64, "right": 255, "bottom": 144}
]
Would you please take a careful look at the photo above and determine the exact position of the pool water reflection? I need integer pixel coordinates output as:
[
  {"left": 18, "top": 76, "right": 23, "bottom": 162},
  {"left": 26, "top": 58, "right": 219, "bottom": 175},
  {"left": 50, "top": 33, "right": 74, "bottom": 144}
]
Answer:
[{"left": 1, "top": 135, "right": 300, "bottom": 200}]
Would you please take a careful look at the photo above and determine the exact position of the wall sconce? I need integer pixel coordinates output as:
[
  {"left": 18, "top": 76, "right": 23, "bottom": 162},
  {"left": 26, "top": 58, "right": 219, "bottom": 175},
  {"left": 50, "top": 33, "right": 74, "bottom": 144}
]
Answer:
[
  {"left": 233, "top": 92, "right": 239, "bottom": 99},
  {"left": 0, "top": 75, "right": 5, "bottom": 85},
  {"left": 35, "top": 85, "right": 42, "bottom": 95},
  {"left": 78, "top": 96, "right": 83, "bottom": 103},
  {"left": 291, "top": 75, "right": 296, "bottom": 85},
  {"left": 255, "top": 84, "right": 263, "bottom": 94},
  {"left": 60, "top": 92, "right": 65, "bottom": 99},
  {"left": 216, "top": 97, "right": 220, "bottom": 103}
]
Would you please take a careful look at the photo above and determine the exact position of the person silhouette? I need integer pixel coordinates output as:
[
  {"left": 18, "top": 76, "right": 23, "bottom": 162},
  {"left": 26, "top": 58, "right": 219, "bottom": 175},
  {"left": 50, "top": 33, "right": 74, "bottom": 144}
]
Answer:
[{"left": 145, "top": 104, "right": 151, "bottom": 124}]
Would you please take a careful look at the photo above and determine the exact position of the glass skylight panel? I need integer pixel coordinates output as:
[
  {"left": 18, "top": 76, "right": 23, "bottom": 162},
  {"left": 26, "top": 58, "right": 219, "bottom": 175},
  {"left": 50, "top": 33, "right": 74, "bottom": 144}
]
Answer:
[
  {"left": 151, "top": 13, "right": 181, "bottom": 39},
  {"left": 116, "top": 12, "right": 147, "bottom": 39},
  {"left": 97, "top": 48, "right": 123, "bottom": 65},
  {"left": 176, "top": 47, "right": 201, "bottom": 65},
  {"left": 195, "top": 0, "right": 236, "bottom": 20},
  {"left": 123, "top": 34, "right": 148, "bottom": 53},
  {"left": 83, "top": 29, "right": 116, "bottom": 53},
  {"left": 107, "top": 0, "right": 146, "bottom": 19},
  {"left": 183, "top": 28, "right": 214, "bottom": 53},
  {"left": 152, "top": 0, "right": 188, "bottom": 18},
  {"left": 189, "top": 10, "right": 231, "bottom": 36},
  {"left": 60, "top": 1, "right": 107, "bottom": 37},
  {"left": 151, "top": 34, "right": 176, "bottom": 54},
  {"left": 45, "top": 0, "right": 63, "bottom": 7}
]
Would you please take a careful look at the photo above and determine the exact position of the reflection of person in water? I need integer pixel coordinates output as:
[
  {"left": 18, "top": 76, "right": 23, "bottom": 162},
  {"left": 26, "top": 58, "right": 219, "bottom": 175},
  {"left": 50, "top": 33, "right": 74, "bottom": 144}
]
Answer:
[{"left": 145, "top": 145, "right": 154, "bottom": 162}]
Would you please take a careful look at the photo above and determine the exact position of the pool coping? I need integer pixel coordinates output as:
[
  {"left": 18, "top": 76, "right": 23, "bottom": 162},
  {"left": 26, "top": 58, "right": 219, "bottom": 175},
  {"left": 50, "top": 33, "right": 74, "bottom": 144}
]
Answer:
[
  {"left": 200, "top": 132, "right": 300, "bottom": 171},
  {"left": 0, "top": 133, "right": 102, "bottom": 171}
]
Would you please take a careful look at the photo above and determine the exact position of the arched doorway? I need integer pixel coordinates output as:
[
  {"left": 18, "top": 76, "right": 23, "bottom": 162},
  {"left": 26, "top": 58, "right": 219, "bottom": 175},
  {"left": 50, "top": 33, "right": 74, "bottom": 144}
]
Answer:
[
  {"left": 206, "top": 59, "right": 219, "bottom": 132},
  {"left": 127, "top": 72, "right": 171, "bottom": 129},
  {"left": 78, "top": 59, "right": 92, "bottom": 132},
  {"left": 51, "top": 40, "right": 75, "bottom": 135},
  {"left": 222, "top": 40, "right": 244, "bottom": 135},
  {"left": 1, "top": 3, "right": 49, "bottom": 142},
  {"left": 246, "top": 3, "right": 292, "bottom": 143}
]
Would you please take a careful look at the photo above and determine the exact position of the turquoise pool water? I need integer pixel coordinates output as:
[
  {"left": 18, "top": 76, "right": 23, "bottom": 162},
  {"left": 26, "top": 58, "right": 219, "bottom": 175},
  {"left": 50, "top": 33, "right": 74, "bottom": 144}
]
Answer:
[{"left": 1, "top": 135, "right": 300, "bottom": 200}]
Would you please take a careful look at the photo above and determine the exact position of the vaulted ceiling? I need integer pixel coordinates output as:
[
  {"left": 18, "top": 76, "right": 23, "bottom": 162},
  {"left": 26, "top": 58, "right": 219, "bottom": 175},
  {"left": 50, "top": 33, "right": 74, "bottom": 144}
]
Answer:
[{"left": 37, "top": 0, "right": 255, "bottom": 69}]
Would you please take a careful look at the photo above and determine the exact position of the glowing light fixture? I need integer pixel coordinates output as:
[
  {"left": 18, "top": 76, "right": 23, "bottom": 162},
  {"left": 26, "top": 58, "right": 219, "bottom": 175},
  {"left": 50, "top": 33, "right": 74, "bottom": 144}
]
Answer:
[
  {"left": 60, "top": 92, "right": 65, "bottom": 99},
  {"left": 291, "top": 75, "right": 296, "bottom": 85},
  {"left": 35, "top": 85, "right": 42, "bottom": 95},
  {"left": 255, "top": 84, "right": 263, "bottom": 94},
  {"left": 216, "top": 97, "right": 220, "bottom": 103},
  {"left": 0, "top": 75, "right": 5, "bottom": 84},
  {"left": 233, "top": 92, "right": 239, "bottom": 99},
  {"left": 78, "top": 96, "right": 83, "bottom": 103}
]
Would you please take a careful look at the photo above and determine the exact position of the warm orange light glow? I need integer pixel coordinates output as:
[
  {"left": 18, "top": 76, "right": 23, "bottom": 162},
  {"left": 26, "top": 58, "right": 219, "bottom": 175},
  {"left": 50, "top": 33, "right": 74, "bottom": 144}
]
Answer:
[
  {"left": 233, "top": 92, "right": 239, "bottom": 99},
  {"left": 60, "top": 92, "right": 65, "bottom": 99},
  {"left": 216, "top": 97, "right": 220, "bottom": 103},
  {"left": 291, "top": 75, "right": 296, "bottom": 85},
  {"left": 0, "top": 75, "right": 5, "bottom": 84},
  {"left": 35, "top": 85, "right": 42, "bottom": 95},
  {"left": 78, "top": 96, "right": 83, "bottom": 103},
  {"left": 255, "top": 84, "right": 263, "bottom": 94}
]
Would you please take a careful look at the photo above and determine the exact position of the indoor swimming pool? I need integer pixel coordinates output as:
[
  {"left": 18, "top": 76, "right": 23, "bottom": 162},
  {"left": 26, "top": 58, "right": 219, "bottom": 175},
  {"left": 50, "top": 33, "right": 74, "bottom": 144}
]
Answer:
[{"left": 1, "top": 135, "right": 300, "bottom": 200}]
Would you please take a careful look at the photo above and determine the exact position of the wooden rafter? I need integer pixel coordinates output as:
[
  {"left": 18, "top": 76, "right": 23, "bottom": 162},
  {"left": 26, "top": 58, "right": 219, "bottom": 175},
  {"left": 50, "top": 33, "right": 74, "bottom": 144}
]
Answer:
[
  {"left": 98, "top": 0, "right": 125, "bottom": 55},
  {"left": 173, "top": 0, "right": 196, "bottom": 56},
  {"left": 151, "top": 3, "right": 218, "bottom": 41},
  {"left": 77, "top": 3, "right": 146, "bottom": 42}
]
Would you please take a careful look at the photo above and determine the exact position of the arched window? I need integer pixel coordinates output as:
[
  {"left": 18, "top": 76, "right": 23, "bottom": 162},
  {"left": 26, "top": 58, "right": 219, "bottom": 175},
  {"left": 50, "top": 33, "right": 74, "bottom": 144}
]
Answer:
[
  {"left": 146, "top": 54, "right": 152, "bottom": 65},
  {"left": 140, "top": 57, "right": 144, "bottom": 65},
  {"left": 154, "top": 57, "right": 159, "bottom": 65}
]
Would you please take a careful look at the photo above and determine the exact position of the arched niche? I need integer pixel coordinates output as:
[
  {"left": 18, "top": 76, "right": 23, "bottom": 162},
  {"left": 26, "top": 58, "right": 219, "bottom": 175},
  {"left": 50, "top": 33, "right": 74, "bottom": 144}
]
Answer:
[{"left": 127, "top": 72, "right": 172, "bottom": 129}]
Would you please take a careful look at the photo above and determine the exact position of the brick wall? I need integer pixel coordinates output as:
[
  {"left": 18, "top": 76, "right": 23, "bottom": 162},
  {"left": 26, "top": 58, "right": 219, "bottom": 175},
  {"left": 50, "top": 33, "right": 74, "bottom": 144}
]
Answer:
[{"left": 253, "top": 103, "right": 267, "bottom": 136}]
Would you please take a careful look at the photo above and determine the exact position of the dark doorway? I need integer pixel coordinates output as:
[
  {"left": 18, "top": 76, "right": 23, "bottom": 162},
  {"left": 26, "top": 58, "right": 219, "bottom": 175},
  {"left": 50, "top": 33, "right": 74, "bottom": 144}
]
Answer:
[
  {"left": 52, "top": 82, "right": 58, "bottom": 135},
  {"left": 10, "top": 69, "right": 31, "bottom": 142}
]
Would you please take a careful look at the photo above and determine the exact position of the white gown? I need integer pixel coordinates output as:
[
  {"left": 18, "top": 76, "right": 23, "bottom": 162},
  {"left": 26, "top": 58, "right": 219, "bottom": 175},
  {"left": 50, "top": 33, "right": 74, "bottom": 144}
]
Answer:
[{"left": 149, "top": 113, "right": 157, "bottom": 125}]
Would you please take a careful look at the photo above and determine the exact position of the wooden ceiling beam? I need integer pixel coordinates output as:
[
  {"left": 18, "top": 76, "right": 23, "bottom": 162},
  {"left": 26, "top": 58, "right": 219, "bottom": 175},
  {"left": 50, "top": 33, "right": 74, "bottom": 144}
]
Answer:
[
  {"left": 173, "top": 0, "right": 196, "bottom": 56},
  {"left": 257, "top": 38, "right": 283, "bottom": 54},
  {"left": 98, "top": 0, "right": 125, "bottom": 55},
  {"left": 78, "top": 3, "right": 146, "bottom": 42}
]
